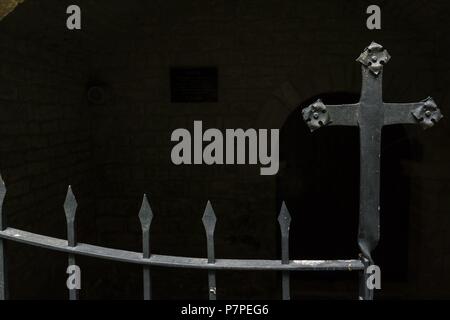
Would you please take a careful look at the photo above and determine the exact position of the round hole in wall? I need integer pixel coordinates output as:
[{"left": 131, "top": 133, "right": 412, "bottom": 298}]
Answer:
[{"left": 87, "top": 86, "right": 106, "bottom": 105}]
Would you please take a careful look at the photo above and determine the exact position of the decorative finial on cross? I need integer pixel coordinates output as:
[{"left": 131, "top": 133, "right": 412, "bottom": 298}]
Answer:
[
  {"left": 301, "top": 99, "right": 332, "bottom": 132},
  {"left": 412, "top": 97, "right": 443, "bottom": 129},
  {"left": 356, "top": 41, "right": 391, "bottom": 75}
]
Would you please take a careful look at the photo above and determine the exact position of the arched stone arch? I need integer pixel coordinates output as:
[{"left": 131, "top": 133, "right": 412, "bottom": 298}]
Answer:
[{"left": 254, "top": 55, "right": 361, "bottom": 129}]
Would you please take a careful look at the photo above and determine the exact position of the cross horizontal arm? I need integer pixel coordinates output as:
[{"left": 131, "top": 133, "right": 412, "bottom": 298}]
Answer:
[
  {"left": 327, "top": 104, "right": 360, "bottom": 126},
  {"left": 384, "top": 97, "right": 443, "bottom": 129},
  {"left": 302, "top": 99, "right": 359, "bottom": 131},
  {"left": 383, "top": 102, "right": 422, "bottom": 125}
]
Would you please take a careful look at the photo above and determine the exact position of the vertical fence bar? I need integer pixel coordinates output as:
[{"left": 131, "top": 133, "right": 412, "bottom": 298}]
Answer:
[
  {"left": 64, "top": 185, "right": 78, "bottom": 300},
  {"left": 278, "top": 201, "right": 291, "bottom": 300},
  {"left": 202, "top": 201, "right": 217, "bottom": 300},
  {"left": 358, "top": 255, "right": 374, "bottom": 300},
  {"left": 138, "top": 194, "right": 153, "bottom": 300},
  {"left": 0, "top": 174, "right": 8, "bottom": 300}
]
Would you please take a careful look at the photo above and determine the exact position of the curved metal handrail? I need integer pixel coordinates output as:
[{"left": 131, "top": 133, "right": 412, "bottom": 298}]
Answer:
[{"left": 0, "top": 227, "right": 363, "bottom": 271}]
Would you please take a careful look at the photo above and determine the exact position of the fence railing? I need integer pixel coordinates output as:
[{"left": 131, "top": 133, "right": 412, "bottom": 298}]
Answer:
[{"left": 0, "top": 176, "right": 371, "bottom": 300}]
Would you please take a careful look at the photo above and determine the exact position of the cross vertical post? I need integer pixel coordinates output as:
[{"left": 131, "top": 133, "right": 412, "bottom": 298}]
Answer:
[
  {"left": 302, "top": 42, "right": 443, "bottom": 272},
  {"left": 356, "top": 48, "right": 386, "bottom": 263}
]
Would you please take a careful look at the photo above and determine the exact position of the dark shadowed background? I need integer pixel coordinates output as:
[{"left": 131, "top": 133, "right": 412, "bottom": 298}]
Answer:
[{"left": 0, "top": 0, "right": 449, "bottom": 299}]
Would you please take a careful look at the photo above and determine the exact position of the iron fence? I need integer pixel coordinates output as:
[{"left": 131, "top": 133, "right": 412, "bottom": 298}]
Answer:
[
  {"left": 0, "top": 42, "right": 442, "bottom": 300},
  {"left": 0, "top": 180, "right": 368, "bottom": 300}
]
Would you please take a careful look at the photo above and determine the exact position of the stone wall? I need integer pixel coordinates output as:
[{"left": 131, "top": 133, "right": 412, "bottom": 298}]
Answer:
[{"left": 0, "top": 1, "right": 92, "bottom": 298}]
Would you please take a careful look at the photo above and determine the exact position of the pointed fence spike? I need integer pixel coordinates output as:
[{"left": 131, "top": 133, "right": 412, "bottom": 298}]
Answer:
[
  {"left": 139, "top": 194, "right": 153, "bottom": 300},
  {"left": 202, "top": 200, "right": 217, "bottom": 237},
  {"left": 64, "top": 185, "right": 77, "bottom": 223},
  {"left": 202, "top": 201, "right": 217, "bottom": 300},
  {"left": 278, "top": 201, "right": 291, "bottom": 300},
  {"left": 139, "top": 193, "right": 153, "bottom": 258},
  {"left": 138, "top": 194, "right": 153, "bottom": 232},
  {"left": 64, "top": 185, "right": 77, "bottom": 247},
  {"left": 64, "top": 185, "right": 78, "bottom": 299},
  {"left": 277, "top": 201, "right": 291, "bottom": 238}
]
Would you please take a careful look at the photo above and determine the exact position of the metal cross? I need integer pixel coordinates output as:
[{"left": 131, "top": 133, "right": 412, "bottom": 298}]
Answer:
[{"left": 302, "top": 42, "right": 443, "bottom": 263}]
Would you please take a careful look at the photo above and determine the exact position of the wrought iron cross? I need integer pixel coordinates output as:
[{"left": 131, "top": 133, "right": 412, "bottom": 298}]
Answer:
[{"left": 302, "top": 42, "right": 443, "bottom": 263}]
